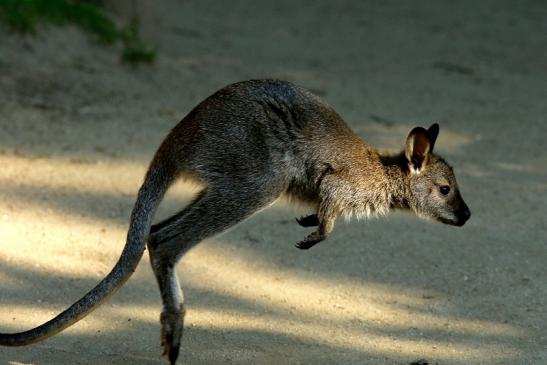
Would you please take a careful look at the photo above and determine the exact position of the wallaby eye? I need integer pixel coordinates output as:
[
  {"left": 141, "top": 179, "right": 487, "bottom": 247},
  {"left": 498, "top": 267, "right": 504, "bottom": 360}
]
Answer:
[{"left": 439, "top": 185, "right": 451, "bottom": 195}]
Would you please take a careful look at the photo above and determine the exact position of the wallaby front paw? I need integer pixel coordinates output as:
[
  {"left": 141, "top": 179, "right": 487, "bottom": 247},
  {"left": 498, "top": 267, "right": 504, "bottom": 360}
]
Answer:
[
  {"left": 296, "top": 214, "right": 319, "bottom": 227},
  {"left": 295, "top": 234, "right": 323, "bottom": 250}
]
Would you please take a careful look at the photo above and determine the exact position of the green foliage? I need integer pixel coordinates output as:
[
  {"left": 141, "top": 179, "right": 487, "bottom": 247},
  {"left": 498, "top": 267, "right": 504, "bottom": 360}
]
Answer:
[
  {"left": 120, "top": 17, "right": 155, "bottom": 64},
  {"left": 0, "top": 0, "right": 36, "bottom": 32},
  {"left": 0, "top": 0, "right": 155, "bottom": 64}
]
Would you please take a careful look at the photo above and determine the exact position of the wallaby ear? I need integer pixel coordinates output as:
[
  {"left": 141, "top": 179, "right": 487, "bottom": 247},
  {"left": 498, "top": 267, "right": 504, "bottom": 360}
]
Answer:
[
  {"left": 427, "top": 123, "right": 440, "bottom": 152},
  {"left": 405, "top": 126, "right": 434, "bottom": 172}
]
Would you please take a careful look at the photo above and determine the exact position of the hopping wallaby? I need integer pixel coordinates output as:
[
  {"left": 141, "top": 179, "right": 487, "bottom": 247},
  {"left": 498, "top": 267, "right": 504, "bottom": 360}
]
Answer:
[{"left": 0, "top": 79, "right": 470, "bottom": 364}]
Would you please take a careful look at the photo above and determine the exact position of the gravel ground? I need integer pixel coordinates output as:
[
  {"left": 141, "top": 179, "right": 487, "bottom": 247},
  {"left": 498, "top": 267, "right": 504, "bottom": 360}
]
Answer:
[{"left": 1, "top": 1, "right": 546, "bottom": 364}]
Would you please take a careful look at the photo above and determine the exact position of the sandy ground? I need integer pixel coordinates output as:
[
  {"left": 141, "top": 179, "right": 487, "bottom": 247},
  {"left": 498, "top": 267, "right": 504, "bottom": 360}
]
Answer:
[{"left": 1, "top": 1, "right": 546, "bottom": 364}]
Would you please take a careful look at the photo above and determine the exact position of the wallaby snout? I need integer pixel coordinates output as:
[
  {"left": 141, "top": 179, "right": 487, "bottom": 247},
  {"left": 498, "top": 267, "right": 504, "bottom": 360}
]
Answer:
[
  {"left": 440, "top": 198, "right": 470, "bottom": 227},
  {"left": 454, "top": 200, "right": 471, "bottom": 227}
]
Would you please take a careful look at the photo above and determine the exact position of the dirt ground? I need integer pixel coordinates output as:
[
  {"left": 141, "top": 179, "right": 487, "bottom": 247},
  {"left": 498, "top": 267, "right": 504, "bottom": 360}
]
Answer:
[{"left": 1, "top": 1, "right": 546, "bottom": 364}]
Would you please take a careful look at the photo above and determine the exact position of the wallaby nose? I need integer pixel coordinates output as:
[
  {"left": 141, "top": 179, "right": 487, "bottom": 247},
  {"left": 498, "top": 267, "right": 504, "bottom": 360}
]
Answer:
[{"left": 457, "top": 207, "right": 471, "bottom": 226}]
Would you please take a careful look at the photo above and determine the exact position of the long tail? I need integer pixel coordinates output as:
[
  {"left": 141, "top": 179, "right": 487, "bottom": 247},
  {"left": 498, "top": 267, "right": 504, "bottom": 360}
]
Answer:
[{"left": 0, "top": 157, "right": 174, "bottom": 346}]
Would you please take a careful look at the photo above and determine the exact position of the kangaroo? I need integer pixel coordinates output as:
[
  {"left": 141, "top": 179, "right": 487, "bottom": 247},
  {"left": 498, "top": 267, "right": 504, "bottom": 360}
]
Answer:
[{"left": 0, "top": 79, "right": 470, "bottom": 364}]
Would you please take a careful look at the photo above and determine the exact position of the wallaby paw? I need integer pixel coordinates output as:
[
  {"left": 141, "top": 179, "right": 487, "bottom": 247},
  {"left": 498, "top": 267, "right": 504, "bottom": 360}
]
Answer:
[
  {"left": 295, "top": 236, "right": 321, "bottom": 250},
  {"left": 295, "top": 214, "right": 319, "bottom": 228},
  {"left": 160, "top": 311, "right": 184, "bottom": 364}
]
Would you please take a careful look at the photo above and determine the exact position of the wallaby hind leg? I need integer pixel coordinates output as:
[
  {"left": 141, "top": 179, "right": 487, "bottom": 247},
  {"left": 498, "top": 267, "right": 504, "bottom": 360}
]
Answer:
[
  {"left": 147, "top": 184, "right": 281, "bottom": 364},
  {"left": 146, "top": 249, "right": 184, "bottom": 365},
  {"left": 146, "top": 190, "right": 206, "bottom": 364}
]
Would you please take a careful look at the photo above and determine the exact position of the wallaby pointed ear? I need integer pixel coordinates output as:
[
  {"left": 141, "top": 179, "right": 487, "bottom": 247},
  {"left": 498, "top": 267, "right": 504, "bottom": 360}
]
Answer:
[
  {"left": 427, "top": 123, "right": 439, "bottom": 152},
  {"left": 405, "top": 126, "right": 433, "bottom": 173}
]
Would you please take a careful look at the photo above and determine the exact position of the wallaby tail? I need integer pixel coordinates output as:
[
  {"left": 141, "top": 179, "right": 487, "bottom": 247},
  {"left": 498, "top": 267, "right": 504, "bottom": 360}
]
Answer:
[{"left": 0, "top": 157, "right": 174, "bottom": 346}]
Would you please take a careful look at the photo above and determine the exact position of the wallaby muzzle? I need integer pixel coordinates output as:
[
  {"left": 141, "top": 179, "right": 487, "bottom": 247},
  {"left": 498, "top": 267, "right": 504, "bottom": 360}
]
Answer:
[{"left": 455, "top": 205, "right": 471, "bottom": 226}]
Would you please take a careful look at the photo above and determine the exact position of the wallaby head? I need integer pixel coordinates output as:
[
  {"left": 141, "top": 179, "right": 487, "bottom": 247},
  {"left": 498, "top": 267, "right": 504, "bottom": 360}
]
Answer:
[{"left": 403, "top": 123, "right": 471, "bottom": 226}]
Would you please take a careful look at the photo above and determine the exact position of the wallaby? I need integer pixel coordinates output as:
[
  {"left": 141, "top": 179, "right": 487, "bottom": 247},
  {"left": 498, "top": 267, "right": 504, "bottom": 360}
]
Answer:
[{"left": 0, "top": 79, "right": 470, "bottom": 364}]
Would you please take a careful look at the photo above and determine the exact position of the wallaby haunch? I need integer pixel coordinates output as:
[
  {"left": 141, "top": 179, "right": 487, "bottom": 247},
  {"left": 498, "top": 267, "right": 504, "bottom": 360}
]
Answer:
[{"left": 0, "top": 79, "right": 470, "bottom": 364}]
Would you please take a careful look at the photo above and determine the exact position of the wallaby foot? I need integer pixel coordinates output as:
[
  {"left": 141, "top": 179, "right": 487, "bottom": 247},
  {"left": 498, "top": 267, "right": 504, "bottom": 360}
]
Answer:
[
  {"left": 296, "top": 214, "right": 319, "bottom": 227},
  {"left": 160, "top": 306, "right": 185, "bottom": 365}
]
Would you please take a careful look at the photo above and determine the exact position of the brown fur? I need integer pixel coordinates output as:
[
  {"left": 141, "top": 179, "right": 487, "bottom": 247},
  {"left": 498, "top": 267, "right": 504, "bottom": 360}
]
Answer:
[{"left": 0, "top": 80, "right": 470, "bottom": 364}]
